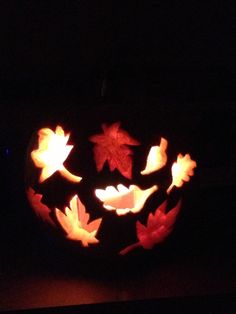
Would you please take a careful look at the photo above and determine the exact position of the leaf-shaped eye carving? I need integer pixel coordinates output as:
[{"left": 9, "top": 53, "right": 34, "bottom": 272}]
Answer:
[
  {"left": 89, "top": 122, "right": 140, "bottom": 179},
  {"left": 31, "top": 126, "right": 82, "bottom": 183},
  {"left": 141, "top": 138, "right": 168, "bottom": 175}
]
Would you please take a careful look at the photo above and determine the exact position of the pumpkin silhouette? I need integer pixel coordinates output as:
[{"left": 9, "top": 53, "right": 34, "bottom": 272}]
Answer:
[{"left": 25, "top": 106, "right": 196, "bottom": 258}]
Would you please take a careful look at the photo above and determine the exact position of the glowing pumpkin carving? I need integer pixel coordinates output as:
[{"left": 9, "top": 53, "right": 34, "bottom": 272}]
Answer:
[{"left": 25, "top": 110, "right": 197, "bottom": 258}]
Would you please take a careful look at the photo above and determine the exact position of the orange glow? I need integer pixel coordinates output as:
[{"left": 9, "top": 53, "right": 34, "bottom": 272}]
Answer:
[
  {"left": 141, "top": 138, "right": 168, "bottom": 175},
  {"left": 95, "top": 184, "right": 158, "bottom": 215},
  {"left": 26, "top": 187, "right": 55, "bottom": 226},
  {"left": 31, "top": 126, "right": 82, "bottom": 183},
  {"left": 120, "top": 200, "right": 181, "bottom": 255},
  {"left": 167, "top": 153, "right": 197, "bottom": 194},
  {"left": 55, "top": 195, "right": 102, "bottom": 246}
]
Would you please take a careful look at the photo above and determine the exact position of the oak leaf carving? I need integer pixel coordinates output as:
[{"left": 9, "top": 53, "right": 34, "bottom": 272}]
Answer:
[{"left": 167, "top": 154, "right": 197, "bottom": 193}]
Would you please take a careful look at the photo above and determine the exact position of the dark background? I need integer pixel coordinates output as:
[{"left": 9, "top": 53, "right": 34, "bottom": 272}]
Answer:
[
  {"left": 0, "top": 1, "right": 235, "bottom": 102},
  {"left": 0, "top": 1, "right": 235, "bottom": 313}
]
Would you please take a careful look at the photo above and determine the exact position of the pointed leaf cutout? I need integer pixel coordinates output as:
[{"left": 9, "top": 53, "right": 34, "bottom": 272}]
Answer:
[
  {"left": 141, "top": 137, "right": 168, "bottom": 175},
  {"left": 167, "top": 153, "right": 197, "bottom": 194},
  {"left": 26, "top": 187, "right": 55, "bottom": 226},
  {"left": 55, "top": 195, "right": 102, "bottom": 246},
  {"left": 120, "top": 200, "right": 181, "bottom": 255},
  {"left": 95, "top": 184, "right": 158, "bottom": 215},
  {"left": 89, "top": 122, "right": 140, "bottom": 179},
  {"left": 31, "top": 125, "right": 82, "bottom": 183}
]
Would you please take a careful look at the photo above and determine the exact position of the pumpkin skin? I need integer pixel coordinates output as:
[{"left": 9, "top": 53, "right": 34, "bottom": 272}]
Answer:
[{"left": 25, "top": 105, "right": 196, "bottom": 259}]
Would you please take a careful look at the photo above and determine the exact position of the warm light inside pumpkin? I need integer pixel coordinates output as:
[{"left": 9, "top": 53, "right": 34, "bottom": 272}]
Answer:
[
  {"left": 27, "top": 120, "right": 197, "bottom": 255},
  {"left": 95, "top": 184, "right": 158, "bottom": 215},
  {"left": 31, "top": 126, "right": 82, "bottom": 183},
  {"left": 141, "top": 137, "right": 168, "bottom": 175}
]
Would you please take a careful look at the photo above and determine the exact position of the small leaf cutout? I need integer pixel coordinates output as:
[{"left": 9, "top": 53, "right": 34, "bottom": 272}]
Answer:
[{"left": 26, "top": 187, "right": 55, "bottom": 226}]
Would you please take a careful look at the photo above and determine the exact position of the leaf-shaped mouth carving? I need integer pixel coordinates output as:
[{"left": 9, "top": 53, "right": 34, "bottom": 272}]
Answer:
[{"left": 95, "top": 184, "right": 158, "bottom": 216}]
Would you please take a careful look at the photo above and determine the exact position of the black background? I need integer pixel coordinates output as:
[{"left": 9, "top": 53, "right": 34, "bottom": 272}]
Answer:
[{"left": 0, "top": 1, "right": 235, "bottom": 313}]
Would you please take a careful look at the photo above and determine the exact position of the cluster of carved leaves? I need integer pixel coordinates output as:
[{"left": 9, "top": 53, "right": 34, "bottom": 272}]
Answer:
[{"left": 29, "top": 123, "right": 197, "bottom": 254}]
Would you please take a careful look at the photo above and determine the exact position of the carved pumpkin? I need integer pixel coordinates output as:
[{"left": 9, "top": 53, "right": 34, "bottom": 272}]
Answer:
[{"left": 25, "top": 106, "right": 197, "bottom": 258}]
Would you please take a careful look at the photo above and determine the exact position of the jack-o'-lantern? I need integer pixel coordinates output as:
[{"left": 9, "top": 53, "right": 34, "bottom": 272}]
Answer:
[{"left": 25, "top": 106, "right": 197, "bottom": 258}]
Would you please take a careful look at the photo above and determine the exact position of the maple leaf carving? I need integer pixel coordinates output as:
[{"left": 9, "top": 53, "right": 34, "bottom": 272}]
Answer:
[
  {"left": 167, "top": 153, "right": 197, "bottom": 194},
  {"left": 120, "top": 200, "right": 181, "bottom": 255},
  {"left": 55, "top": 195, "right": 102, "bottom": 247},
  {"left": 31, "top": 125, "right": 82, "bottom": 183},
  {"left": 89, "top": 122, "right": 140, "bottom": 179},
  {"left": 26, "top": 187, "right": 55, "bottom": 226}
]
